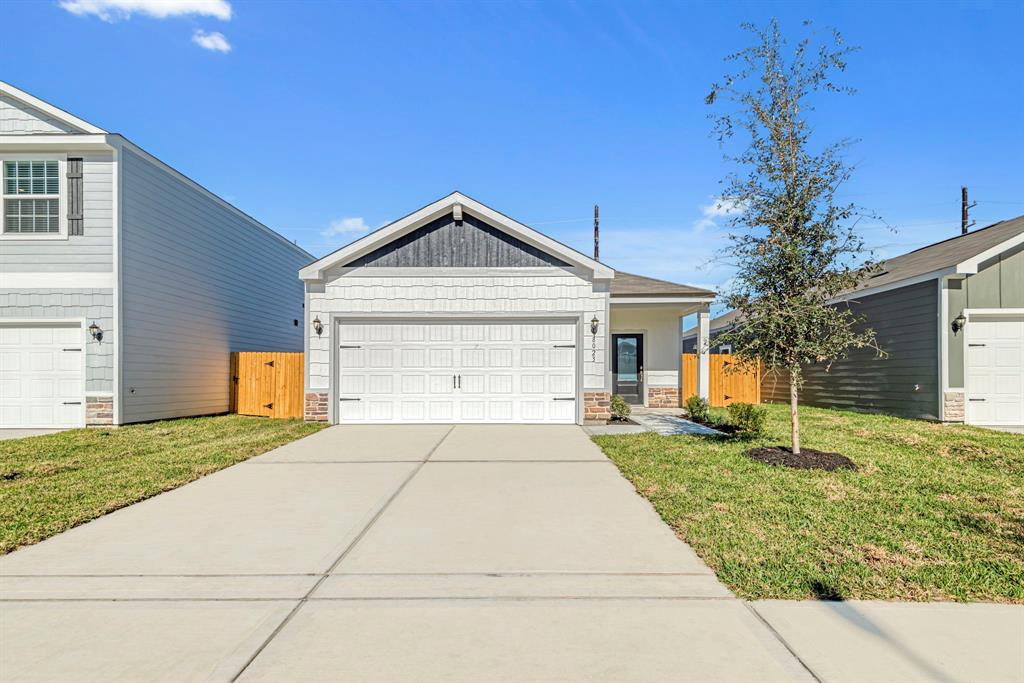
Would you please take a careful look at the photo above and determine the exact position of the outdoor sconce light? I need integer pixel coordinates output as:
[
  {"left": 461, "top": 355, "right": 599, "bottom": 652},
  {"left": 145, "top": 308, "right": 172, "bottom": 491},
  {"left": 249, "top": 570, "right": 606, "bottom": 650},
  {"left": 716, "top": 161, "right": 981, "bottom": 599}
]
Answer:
[
  {"left": 312, "top": 316, "right": 324, "bottom": 336},
  {"left": 590, "top": 316, "right": 600, "bottom": 335},
  {"left": 951, "top": 312, "right": 967, "bottom": 335},
  {"left": 87, "top": 322, "right": 102, "bottom": 342}
]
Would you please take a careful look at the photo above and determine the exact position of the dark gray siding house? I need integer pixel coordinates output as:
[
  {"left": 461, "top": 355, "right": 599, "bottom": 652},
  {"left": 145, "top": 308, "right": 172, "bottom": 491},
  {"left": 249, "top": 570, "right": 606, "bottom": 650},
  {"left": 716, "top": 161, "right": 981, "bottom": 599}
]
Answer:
[
  {"left": 760, "top": 280, "right": 939, "bottom": 420},
  {"left": 697, "top": 217, "right": 1024, "bottom": 426}
]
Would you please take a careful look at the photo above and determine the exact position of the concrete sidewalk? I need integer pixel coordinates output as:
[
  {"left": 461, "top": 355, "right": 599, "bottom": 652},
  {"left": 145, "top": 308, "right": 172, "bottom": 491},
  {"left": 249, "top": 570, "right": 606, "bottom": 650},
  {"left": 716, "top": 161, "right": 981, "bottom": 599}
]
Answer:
[{"left": 1, "top": 424, "right": 1020, "bottom": 682}]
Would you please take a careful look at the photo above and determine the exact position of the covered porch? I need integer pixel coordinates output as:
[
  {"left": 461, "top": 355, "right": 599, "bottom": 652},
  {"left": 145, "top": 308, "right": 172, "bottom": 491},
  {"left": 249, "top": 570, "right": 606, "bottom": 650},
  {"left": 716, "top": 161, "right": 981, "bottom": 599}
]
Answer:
[{"left": 608, "top": 273, "right": 715, "bottom": 408}]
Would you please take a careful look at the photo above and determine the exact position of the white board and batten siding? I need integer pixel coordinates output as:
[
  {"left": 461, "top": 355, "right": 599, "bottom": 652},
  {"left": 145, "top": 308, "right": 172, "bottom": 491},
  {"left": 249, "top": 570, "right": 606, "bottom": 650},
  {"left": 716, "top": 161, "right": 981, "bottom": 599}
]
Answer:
[
  {"left": 119, "top": 147, "right": 309, "bottom": 423},
  {"left": 308, "top": 270, "right": 609, "bottom": 424}
]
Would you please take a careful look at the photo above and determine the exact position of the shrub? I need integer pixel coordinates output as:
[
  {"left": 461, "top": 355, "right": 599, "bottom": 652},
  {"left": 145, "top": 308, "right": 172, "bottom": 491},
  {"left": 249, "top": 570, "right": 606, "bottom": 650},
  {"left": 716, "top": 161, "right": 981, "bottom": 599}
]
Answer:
[
  {"left": 685, "top": 395, "right": 711, "bottom": 424},
  {"left": 726, "top": 402, "right": 768, "bottom": 435},
  {"left": 610, "top": 394, "right": 632, "bottom": 421}
]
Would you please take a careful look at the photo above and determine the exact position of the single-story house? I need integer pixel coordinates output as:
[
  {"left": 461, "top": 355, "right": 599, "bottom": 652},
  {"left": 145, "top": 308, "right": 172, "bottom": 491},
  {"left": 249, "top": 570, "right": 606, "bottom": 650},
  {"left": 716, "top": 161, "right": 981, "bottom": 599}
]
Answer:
[
  {"left": 300, "top": 192, "right": 716, "bottom": 424},
  {"left": 0, "top": 82, "right": 310, "bottom": 428},
  {"left": 691, "top": 217, "right": 1024, "bottom": 427}
]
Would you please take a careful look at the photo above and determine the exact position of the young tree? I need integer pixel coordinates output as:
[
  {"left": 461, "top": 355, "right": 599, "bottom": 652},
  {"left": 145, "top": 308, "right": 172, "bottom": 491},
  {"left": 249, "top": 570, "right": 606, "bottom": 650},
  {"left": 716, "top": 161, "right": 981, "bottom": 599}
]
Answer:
[{"left": 707, "top": 19, "right": 880, "bottom": 455}]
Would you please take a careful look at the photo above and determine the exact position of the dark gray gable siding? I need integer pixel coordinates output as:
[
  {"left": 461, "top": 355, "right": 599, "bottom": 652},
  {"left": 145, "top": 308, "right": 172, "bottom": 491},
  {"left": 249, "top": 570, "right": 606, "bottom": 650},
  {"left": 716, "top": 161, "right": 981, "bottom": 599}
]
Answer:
[
  {"left": 345, "top": 213, "right": 569, "bottom": 268},
  {"left": 762, "top": 280, "right": 939, "bottom": 420}
]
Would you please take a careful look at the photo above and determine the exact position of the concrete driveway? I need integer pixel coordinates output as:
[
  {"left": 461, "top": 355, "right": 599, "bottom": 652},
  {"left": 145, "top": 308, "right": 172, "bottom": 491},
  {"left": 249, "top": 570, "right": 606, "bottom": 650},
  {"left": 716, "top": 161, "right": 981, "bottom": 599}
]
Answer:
[
  {"left": 2, "top": 425, "right": 1019, "bottom": 682},
  {"left": 1, "top": 424, "right": 809, "bottom": 682}
]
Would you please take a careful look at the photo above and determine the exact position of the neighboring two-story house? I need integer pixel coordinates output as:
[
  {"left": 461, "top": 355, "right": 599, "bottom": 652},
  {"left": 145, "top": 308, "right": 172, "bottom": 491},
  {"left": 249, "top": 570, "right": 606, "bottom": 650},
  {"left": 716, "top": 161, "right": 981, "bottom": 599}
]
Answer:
[{"left": 0, "top": 82, "right": 310, "bottom": 429}]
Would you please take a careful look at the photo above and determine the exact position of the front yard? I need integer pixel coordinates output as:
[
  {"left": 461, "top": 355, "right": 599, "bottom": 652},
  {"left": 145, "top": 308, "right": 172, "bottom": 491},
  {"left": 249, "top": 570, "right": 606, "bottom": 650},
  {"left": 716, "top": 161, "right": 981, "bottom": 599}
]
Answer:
[
  {"left": 0, "top": 415, "right": 326, "bottom": 554},
  {"left": 594, "top": 404, "right": 1024, "bottom": 603}
]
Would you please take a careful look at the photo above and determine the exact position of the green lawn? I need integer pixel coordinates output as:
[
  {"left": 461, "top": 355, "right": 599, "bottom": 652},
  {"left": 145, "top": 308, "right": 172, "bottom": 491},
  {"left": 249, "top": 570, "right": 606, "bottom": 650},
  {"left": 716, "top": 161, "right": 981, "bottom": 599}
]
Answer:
[
  {"left": 0, "top": 415, "right": 326, "bottom": 554},
  {"left": 593, "top": 404, "right": 1024, "bottom": 603}
]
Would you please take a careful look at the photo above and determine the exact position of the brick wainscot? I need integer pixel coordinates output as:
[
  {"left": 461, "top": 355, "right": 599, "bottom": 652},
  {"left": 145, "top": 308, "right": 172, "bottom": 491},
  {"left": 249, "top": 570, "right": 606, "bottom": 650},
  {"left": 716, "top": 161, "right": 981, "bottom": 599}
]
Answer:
[
  {"left": 647, "top": 387, "right": 680, "bottom": 408},
  {"left": 584, "top": 392, "right": 611, "bottom": 422},
  {"left": 86, "top": 395, "right": 113, "bottom": 426},
  {"left": 304, "top": 392, "right": 329, "bottom": 422}
]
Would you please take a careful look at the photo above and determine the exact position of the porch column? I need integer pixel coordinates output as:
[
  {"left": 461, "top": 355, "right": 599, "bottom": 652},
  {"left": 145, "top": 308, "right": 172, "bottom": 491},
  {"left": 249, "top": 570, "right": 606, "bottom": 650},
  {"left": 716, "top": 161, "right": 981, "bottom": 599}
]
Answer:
[{"left": 696, "top": 304, "right": 710, "bottom": 400}]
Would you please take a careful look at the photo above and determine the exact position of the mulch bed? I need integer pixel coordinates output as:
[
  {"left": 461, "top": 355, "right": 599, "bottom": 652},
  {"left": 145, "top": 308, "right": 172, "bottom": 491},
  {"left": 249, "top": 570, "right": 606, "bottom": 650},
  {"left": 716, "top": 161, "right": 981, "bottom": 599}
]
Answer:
[
  {"left": 745, "top": 446, "right": 857, "bottom": 471},
  {"left": 683, "top": 414, "right": 741, "bottom": 434}
]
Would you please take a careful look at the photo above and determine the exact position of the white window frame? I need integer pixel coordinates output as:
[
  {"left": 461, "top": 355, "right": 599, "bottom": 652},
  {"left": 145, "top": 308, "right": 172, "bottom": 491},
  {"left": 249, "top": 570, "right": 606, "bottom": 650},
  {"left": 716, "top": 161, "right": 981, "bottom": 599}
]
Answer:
[{"left": 0, "top": 152, "right": 68, "bottom": 241}]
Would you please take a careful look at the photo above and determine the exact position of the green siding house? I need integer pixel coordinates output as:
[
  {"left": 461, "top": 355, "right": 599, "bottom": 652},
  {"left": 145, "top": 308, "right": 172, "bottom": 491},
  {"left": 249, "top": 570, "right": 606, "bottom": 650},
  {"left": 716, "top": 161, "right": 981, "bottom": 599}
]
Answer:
[{"left": 695, "top": 217, "right": 1024, "bottom": 427}]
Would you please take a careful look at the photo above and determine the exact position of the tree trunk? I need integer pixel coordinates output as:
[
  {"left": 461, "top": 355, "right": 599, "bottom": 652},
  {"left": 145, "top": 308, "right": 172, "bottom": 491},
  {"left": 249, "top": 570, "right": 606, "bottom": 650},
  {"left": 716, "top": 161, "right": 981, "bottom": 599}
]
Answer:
[{"left": 789, "top": 379, "right": 800, "bottom": 455}]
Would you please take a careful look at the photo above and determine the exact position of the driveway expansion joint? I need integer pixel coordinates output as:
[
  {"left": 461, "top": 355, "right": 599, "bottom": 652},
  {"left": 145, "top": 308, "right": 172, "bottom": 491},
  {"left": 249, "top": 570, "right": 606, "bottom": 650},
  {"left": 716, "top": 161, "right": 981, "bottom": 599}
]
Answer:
[
  {"left": 744, "top": 602, "right": 824, "bottom": 683},
  {"left": 226, "top": 424, "right": 457, "bottom": 682}
]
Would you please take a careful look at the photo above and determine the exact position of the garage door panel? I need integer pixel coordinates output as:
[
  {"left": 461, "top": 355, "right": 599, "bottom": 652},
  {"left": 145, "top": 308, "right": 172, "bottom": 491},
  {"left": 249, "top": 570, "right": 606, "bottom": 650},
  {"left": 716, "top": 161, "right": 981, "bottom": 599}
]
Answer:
[
  {"left": 966, "top": 315, "right": 1024, "bottom": 426},
  {"left": 428, "top": 375, "right": 453, "bottom": 394},
  {"left": 337, "top": 321, "right": 578, "bottom": 424},
  {"left": 0, "top": 324, "right": 84, "bottom": 428},
  {"left": 429, "top": 349, "right": 452, "bottom": 367}
]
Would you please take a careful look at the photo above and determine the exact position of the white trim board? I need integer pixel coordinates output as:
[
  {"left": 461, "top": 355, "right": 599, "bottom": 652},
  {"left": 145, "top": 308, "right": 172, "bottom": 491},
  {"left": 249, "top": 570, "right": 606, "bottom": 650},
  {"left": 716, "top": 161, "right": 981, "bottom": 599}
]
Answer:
[
  {"left": 300, "top": 192, "right": 614, "bottom": 281},
  {"left": 957, "top": 231, "right": 1024, "bottom": 274},
  {"left": 611, "top": 297, "right": 713, "bottom": 306},
  {"left": 0, "top": 272, "right": 115, "bottom": 289},
  {"left": 0, "top": 81, "right": 107, "bottom": 135}
]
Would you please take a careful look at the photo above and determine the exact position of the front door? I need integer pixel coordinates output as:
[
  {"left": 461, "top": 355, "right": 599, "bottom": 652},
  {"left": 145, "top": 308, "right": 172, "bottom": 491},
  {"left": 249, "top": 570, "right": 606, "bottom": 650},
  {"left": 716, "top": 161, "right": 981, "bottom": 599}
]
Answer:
[{"left": 612, "top": 333, "right": 644, "bottom": 404}]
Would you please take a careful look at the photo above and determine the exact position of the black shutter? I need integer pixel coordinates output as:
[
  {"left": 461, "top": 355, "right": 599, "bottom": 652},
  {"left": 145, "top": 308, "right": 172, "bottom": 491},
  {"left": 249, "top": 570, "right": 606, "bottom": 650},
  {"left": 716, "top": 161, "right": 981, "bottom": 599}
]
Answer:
[{"left": 67, "top": 158, "right": 83, "bottom": 236}]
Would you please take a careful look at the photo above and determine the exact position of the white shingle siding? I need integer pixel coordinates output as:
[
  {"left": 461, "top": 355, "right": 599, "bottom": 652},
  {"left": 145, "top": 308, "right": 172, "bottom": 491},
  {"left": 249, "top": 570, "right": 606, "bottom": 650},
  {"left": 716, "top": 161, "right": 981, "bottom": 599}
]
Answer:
[
  {"left": 119, "top": 147, "right": 309, "bottom": 423},
  {"left": 0, "top": 94, "right": 78, "bottom": 134},
  {"left": 307, "top": 270, "right": 609, "bottom": 393}
]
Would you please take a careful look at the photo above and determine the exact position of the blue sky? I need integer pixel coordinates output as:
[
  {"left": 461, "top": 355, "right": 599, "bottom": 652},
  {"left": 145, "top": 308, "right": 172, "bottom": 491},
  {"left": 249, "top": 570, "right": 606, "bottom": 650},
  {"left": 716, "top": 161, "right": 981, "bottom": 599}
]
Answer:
[{"left": 5, "top": 0, "right": 1023, "bottom": 300}]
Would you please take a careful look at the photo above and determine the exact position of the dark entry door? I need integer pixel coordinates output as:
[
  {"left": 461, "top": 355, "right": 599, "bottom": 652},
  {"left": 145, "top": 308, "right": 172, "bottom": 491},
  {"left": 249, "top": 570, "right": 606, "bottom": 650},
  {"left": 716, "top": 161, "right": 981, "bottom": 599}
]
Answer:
[{"left": 612, "top": 334, "right": 644, "bottom": 404}]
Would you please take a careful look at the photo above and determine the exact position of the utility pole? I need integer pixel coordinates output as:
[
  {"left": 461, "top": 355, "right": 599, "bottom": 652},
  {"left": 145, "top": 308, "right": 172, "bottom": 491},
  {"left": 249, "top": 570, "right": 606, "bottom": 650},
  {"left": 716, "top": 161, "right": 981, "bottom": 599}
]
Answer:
[
  {"left": 961, "top": 186, "right": 976, "bottom": 235},
  {"left": 593, "top": 205, "right": 600, "bottom": 260}
]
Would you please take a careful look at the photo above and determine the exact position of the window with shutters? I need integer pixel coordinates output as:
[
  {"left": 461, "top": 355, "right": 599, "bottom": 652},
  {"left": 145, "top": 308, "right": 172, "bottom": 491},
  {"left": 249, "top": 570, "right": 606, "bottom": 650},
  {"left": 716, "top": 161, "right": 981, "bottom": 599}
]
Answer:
[{"left": 1, "top": 155, "right": 67, "bottom": 239}]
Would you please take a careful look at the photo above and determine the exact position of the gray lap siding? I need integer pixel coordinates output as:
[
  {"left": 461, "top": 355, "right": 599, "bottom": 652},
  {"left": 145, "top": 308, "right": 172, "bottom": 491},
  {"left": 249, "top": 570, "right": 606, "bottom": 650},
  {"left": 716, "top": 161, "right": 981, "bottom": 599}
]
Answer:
[{"left": 762, "top": 280, "right": 939, "bottom": 420}]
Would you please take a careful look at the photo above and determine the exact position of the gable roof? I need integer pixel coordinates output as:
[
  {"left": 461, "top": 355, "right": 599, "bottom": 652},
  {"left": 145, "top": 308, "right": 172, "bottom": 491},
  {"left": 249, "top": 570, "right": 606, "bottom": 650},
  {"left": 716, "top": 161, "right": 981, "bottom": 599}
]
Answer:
[
  {"left": 300, "top": 192, "right": 615, "bottom": 281},
  {"left": 610, "top": 272, "right": 714, "bottom": 297},
  {"left": 682, "top": 215, "right": 1024, "bottom": 337},
  {"left": 853, "top": 215, "right": 1024, "bottom": 293},
  {"left": 0, "top": 81, "right": 106, "bottom": 135}
]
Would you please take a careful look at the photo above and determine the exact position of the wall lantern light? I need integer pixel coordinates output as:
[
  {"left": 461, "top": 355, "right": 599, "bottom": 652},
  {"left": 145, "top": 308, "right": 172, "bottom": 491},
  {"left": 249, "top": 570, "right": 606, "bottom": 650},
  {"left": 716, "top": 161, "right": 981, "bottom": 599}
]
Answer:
[
  {"left": 590, "top": 316, "right": 600, "bottom": 335},
  {"left": 312, "top": 316, "right": 324, "bottom": 336},
  {"left": 88, "top": 322, "right": 102, "bottom": 341},
  {"left": 951, "top": 312, "right": 967, "bottom": 335}
]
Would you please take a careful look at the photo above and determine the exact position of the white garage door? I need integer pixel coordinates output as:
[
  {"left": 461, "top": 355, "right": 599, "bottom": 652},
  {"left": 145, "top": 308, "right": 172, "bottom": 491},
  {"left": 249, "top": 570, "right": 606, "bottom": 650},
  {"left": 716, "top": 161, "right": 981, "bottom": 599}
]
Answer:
[
  {"left": 0, "top": 323, "right": 85, "bottom": 428},
  {"left": 965, "top": 314, "right": 1024, "bottom": 426},
  {"left": 336, "top": 321, "right": 578, "bottom": 424}
]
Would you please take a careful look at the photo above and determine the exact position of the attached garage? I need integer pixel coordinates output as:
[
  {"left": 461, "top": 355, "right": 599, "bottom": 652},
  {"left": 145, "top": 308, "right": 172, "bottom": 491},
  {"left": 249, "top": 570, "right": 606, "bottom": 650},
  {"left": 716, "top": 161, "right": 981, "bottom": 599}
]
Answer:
[
  {"left": 301, "top": 193, "right": 716, "bottom": 425},
  {"left": 335, "top": 320, "right": 578, "bottom": 424},
  {"left": 965, "top": 312, "right": 1024, "bottom": 426},
  {"left": 0, "top": 322, "right": 85, "bottom": 428}
]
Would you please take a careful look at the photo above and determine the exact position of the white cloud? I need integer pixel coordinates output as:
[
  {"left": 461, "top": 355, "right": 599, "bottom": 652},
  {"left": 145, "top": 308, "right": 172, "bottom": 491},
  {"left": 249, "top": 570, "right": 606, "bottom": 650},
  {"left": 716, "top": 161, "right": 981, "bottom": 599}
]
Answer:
[
  {"left": 192, "top": 29, "right": 231, "bottom": 53},
  {"left": 321, "top": 217, "right": 371, "bottom": 237},
  {"left": 693, "top": 197, "right": 744, "bottom": 233},
  {"left": 60, "top": 0, "right": 232, "bottom": 22}
]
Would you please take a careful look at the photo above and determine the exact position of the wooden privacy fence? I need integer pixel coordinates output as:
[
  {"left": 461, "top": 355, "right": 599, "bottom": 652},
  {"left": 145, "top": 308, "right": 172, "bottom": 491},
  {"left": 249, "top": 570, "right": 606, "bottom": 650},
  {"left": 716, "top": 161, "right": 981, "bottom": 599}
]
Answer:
[
  {"left": 681, "top": 353, "right": 761, "bottom": 407},
  {"left": 230, "top": 352, "right": 304, "bottom": 419}
]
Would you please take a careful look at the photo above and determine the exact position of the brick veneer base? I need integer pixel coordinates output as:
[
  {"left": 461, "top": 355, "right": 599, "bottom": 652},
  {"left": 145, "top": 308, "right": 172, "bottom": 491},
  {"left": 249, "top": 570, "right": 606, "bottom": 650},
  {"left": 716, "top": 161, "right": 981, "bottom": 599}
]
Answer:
[
  {"left": 86, "top": 395, "right": 113, "bottom": 426},
  {"left": 584, "top": 391, "right": 611, "bottom": 422},
  {"left": 305, "top": 392, "right": 329, "bottom": 422},
  {"left": 647, "top": 387, "right": 681, "bottom": 408},
  {"left": 943, "top": 390, "right": 965, "bottom": 422}
]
